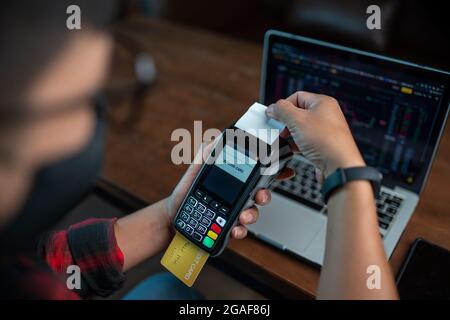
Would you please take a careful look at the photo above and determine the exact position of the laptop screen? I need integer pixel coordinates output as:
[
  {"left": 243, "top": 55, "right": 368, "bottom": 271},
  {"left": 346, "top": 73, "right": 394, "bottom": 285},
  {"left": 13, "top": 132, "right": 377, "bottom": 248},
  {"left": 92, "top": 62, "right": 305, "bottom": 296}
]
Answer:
[{"left": 262, "top": 32, "right": 450, "bottom": 193}]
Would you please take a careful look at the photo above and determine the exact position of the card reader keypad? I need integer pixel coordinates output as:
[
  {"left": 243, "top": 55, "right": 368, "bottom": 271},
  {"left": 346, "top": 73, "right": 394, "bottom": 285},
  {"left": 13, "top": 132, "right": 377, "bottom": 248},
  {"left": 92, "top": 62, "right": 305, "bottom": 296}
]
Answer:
[{"left": 176, "top": 189, "right": 228, "bottom": 249}]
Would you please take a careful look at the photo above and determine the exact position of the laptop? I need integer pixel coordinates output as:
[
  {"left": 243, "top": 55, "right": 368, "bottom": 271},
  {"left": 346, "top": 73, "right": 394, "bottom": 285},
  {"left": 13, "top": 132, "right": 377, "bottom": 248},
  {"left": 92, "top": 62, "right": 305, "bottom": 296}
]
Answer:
[{"left": 247, "top": 30, "right": 450, "bottom": 266}]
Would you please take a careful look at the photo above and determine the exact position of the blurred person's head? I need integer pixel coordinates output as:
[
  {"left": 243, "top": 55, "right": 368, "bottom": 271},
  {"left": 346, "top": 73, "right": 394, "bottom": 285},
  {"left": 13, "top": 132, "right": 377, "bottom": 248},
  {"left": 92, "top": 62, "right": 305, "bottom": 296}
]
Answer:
[{"left": 0, "top": 0, "right": 118, "bottom": 252}]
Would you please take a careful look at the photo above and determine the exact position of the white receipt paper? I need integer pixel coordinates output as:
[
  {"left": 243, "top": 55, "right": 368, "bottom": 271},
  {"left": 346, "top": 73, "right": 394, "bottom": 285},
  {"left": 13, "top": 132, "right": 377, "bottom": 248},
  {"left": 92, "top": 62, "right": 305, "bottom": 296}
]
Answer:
[{"left": 235, "top": 102, "right": 285, "bottom": 145}]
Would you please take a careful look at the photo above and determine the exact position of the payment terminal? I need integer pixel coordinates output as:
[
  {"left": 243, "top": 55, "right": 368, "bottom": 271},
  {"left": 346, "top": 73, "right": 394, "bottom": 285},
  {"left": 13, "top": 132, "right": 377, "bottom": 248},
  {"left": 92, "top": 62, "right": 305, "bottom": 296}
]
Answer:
[{"left": 172, "top": 103, "right": 293, "bottom": 256}]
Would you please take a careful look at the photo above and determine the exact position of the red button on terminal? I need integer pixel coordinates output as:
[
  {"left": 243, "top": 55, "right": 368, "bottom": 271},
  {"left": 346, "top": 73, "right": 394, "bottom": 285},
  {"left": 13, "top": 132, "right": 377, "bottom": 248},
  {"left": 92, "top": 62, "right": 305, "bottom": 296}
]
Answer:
[{"left": 211, "top": 223, "right": 221, "bottom": 234}]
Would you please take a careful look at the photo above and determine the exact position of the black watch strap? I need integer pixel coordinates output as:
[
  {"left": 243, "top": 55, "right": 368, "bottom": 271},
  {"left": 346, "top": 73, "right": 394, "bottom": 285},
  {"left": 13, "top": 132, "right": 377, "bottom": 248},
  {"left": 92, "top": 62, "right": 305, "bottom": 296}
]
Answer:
[{"left": 320, "top": 166, "right": 382, "bottom": 203}]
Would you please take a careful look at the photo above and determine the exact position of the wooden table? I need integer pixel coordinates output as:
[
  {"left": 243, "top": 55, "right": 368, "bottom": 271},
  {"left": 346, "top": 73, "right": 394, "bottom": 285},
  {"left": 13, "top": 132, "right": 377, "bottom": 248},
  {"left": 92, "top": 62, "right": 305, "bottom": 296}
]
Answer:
[{"left": 103, "top": 17, "right": 450, "bottom": 299}]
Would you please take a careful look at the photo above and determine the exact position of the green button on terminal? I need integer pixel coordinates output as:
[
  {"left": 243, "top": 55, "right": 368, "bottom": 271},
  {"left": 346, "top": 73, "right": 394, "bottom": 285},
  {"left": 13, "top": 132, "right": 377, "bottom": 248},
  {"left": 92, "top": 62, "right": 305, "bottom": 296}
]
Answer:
[{"left": 203, "top": 236, "right": 214, "bottom": 248}]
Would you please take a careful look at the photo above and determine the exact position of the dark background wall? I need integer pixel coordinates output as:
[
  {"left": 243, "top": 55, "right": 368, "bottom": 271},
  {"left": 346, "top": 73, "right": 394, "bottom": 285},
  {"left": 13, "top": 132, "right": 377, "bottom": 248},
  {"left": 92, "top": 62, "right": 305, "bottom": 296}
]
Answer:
[{"left": 122, "top": 0, "right": 449, "bottom": 71}]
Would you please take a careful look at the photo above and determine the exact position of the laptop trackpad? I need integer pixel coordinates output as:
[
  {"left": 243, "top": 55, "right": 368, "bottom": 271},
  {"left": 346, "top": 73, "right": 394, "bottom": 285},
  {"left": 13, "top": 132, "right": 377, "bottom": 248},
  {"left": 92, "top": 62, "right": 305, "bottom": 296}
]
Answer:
[{"left": 250, "top": 193, "right": 325, "bottom": 252}]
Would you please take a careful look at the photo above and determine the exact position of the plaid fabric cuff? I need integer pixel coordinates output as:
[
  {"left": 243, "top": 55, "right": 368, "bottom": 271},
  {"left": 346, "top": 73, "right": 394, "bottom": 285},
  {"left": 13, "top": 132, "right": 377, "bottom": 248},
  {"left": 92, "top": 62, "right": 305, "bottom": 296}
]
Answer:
[{"left": 68, "top": 218, "right": 125, "bottom": 298}]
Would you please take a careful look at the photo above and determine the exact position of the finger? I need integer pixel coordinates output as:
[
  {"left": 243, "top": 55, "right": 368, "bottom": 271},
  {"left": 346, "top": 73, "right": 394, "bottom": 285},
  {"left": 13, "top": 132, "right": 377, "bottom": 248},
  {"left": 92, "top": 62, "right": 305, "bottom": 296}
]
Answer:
[
  {"left": 266, "top": 99, "right": 304, "bottom": 126},
  {"left": 254, "top": 189, "right": 271, "bottom": 205},
  {"left": 231, "top": 225, "right": 248, "bottom": 239},
  {"left": 239, "top": 207, "right": 259, "bottom": 225},
  {"left": 277, "top": 167, "right": 295, "bottom": 180},
  {"left": 285, "top": 91, "right": 320, "bottom": 110}
]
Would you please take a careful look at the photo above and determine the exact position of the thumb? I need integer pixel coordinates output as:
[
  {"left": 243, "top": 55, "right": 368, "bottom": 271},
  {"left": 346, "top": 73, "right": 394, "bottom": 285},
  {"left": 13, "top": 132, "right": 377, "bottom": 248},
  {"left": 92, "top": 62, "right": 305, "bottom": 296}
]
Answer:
[{"left": 266, "top": 99, "right": 303, "bottom": 127}]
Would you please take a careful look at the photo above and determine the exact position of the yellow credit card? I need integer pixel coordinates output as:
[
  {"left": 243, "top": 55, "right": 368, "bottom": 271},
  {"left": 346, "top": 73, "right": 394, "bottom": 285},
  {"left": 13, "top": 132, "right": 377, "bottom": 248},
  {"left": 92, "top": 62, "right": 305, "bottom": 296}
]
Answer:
[{"left": 160, "top": 231, "right": 209, "bottom": 287}]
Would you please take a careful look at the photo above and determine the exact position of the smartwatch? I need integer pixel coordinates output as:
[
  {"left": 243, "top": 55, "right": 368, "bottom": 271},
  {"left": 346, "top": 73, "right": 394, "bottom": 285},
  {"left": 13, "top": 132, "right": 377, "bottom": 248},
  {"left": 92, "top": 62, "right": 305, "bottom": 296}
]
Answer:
[{"left": 320, "top": 166, "right": 382, "bottom": 203}]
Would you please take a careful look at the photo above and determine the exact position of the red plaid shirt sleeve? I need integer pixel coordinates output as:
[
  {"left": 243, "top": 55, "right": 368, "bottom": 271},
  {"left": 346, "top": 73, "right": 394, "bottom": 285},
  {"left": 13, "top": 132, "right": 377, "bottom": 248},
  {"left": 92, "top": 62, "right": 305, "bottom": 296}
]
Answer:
[{"left": 38, "top": 218, "right": 126, "bottom": 298}]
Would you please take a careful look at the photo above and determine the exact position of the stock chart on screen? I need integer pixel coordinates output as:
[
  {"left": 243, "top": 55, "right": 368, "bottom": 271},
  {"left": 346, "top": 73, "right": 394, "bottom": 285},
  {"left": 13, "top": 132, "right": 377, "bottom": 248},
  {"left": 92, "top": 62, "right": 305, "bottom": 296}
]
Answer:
[{"left": 265, "top": 42, "right": 447, "bottom": 192}]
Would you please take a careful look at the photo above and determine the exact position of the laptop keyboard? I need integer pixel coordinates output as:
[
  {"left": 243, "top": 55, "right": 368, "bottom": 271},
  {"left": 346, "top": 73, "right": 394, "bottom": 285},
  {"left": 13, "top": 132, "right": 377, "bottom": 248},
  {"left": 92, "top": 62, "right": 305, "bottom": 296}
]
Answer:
[
  {"left": 274, "top": 159, "right": 325, "bottom": 211},
  {"left": 271, "top": 158, "right": 404, "bottom": 235},
  {"left": 376, "top": 191, "right": 403, "bottom": 231}
]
